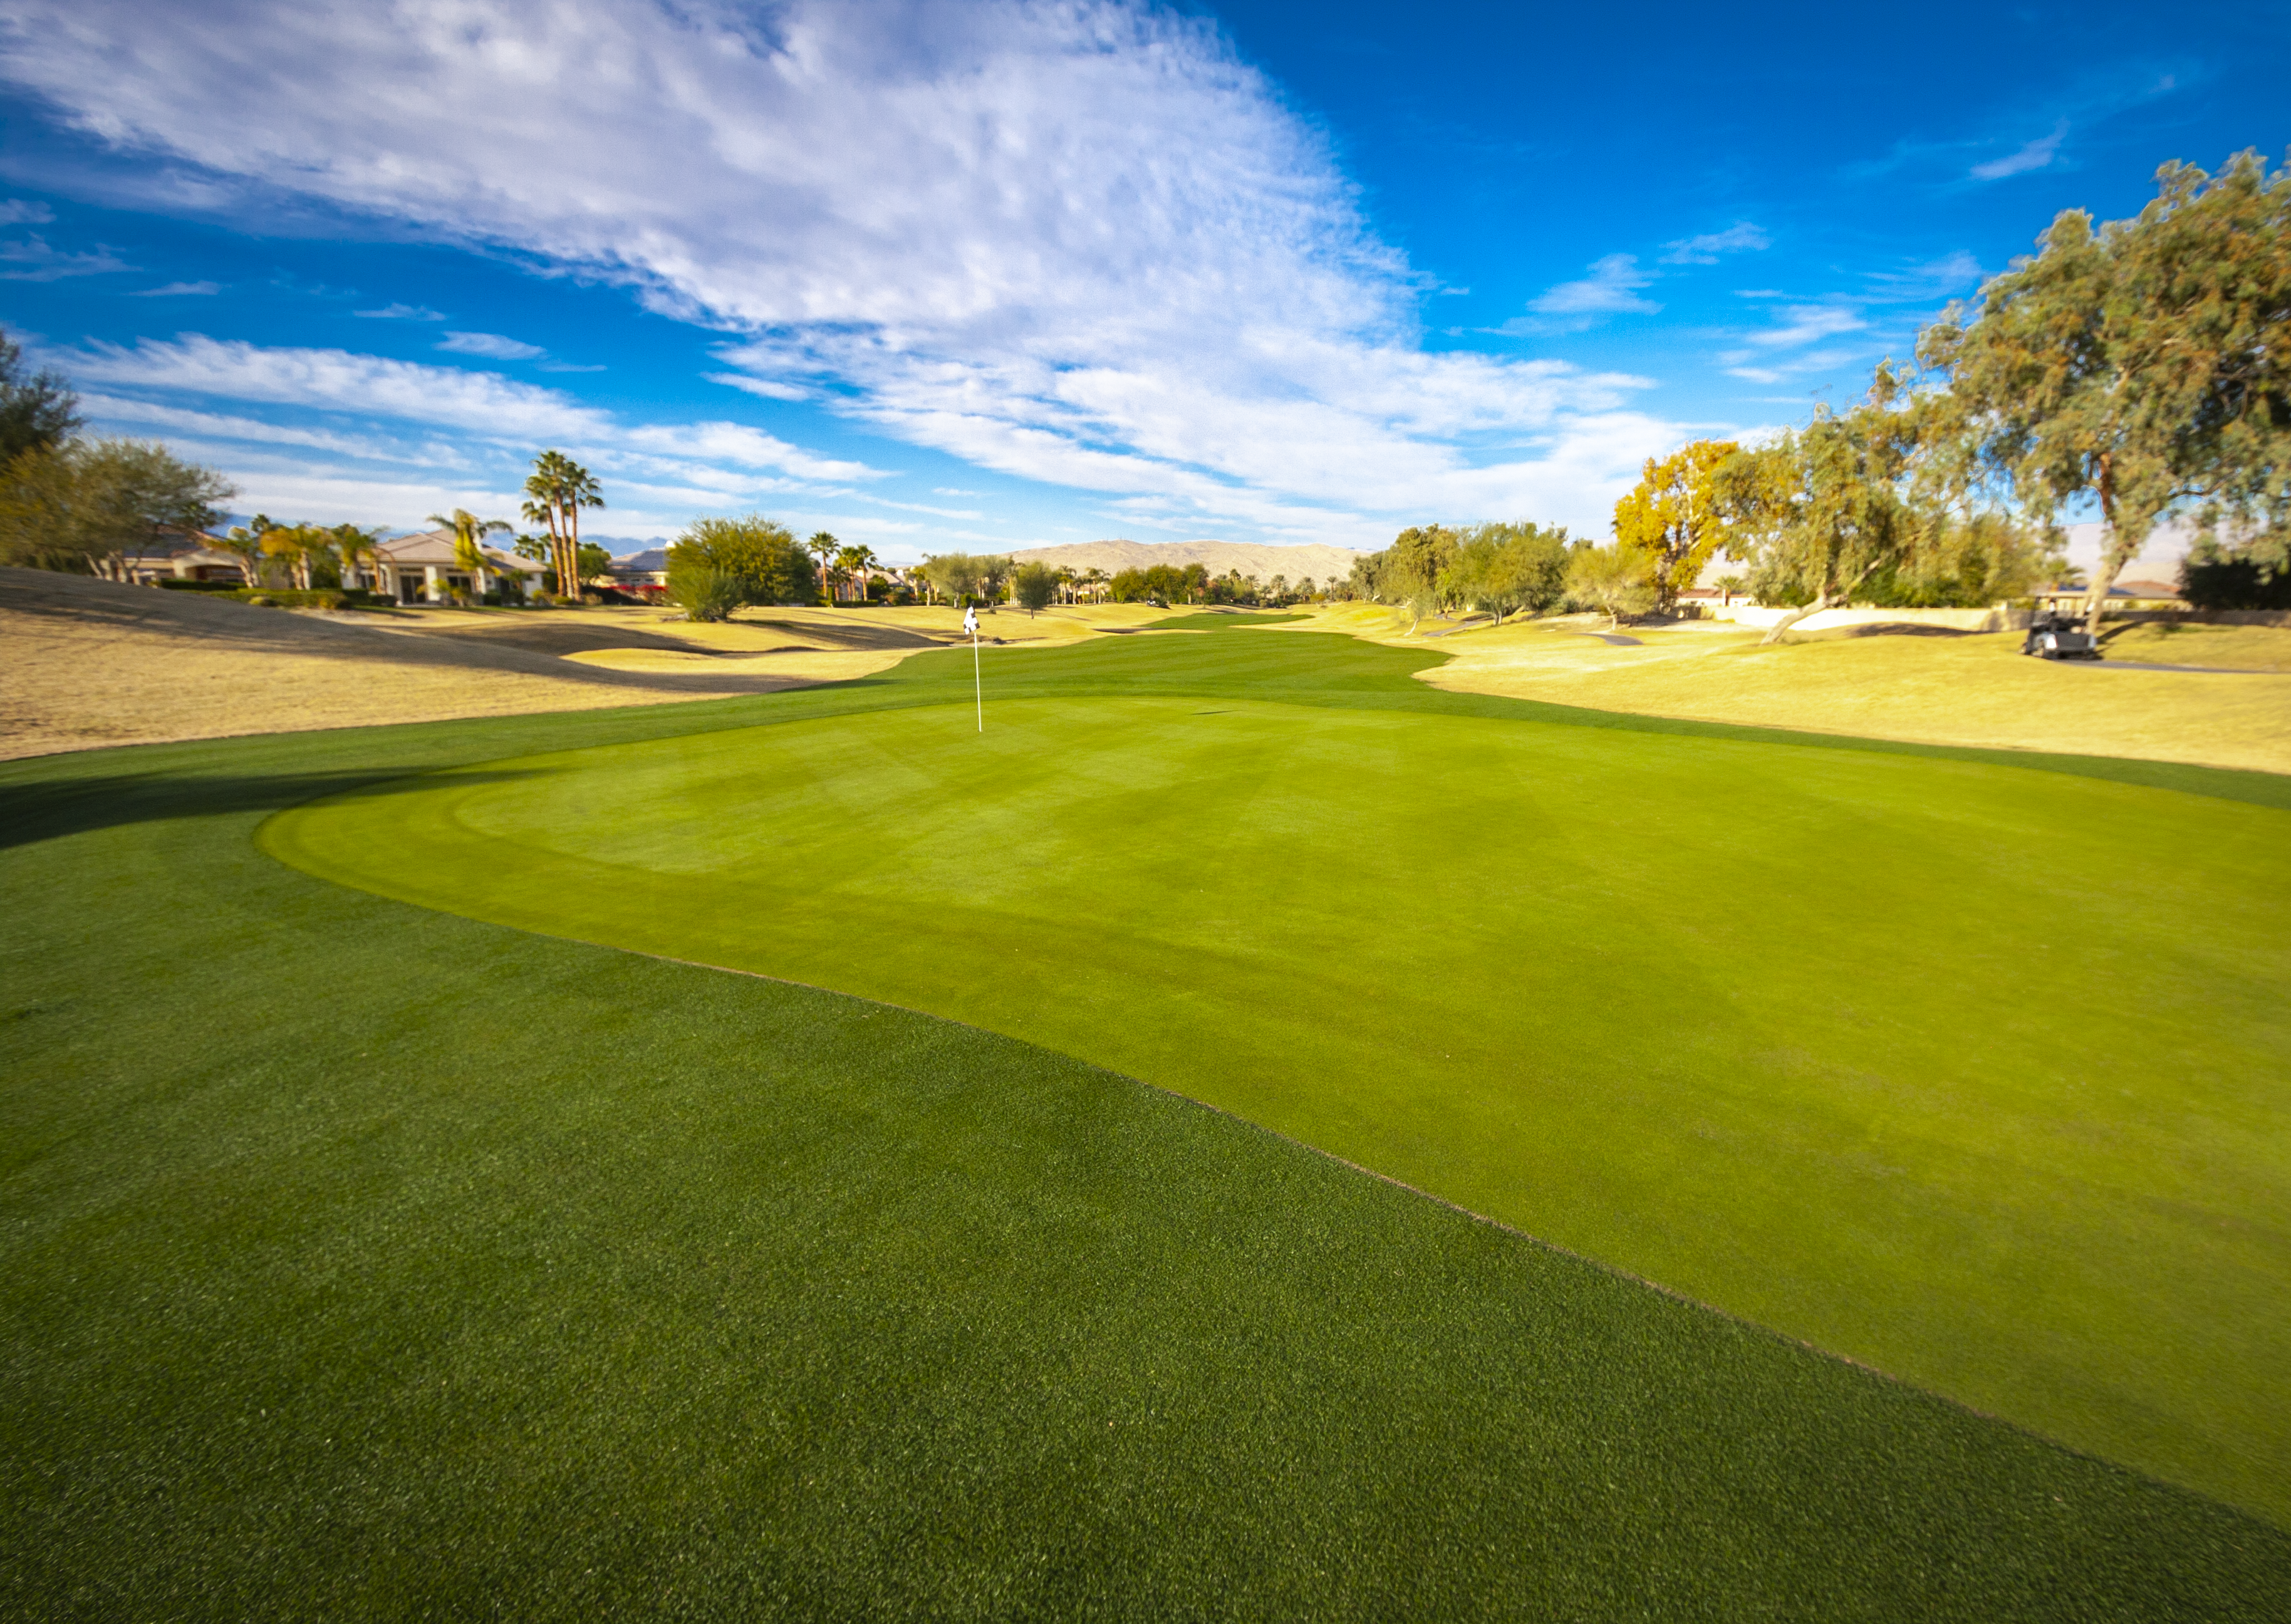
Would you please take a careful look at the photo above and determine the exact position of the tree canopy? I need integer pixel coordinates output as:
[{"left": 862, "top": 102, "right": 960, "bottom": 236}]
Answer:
[
  {"left": 1918, "top": 150, "right": 2290, "bottom": 627},
  {"left": 0, "top": 438, "right": 234, "bottom": 577},
  {"left": 667, "top": 515, "right": 811, "bottom": 620},
  {"left": 0, "top": 327, "right": 80, "bottom": 466},
  {"left": 1613, "top": 441, "right": 1740, "bottom": 614}
]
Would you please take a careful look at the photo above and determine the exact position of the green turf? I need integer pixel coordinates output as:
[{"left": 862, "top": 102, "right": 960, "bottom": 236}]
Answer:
[
  {"left": 257, "top": 628, "right": 2291, "bottom": 1528},
  {"left": 4, "top": 644, "right": 2289, "bottom": 1616}
]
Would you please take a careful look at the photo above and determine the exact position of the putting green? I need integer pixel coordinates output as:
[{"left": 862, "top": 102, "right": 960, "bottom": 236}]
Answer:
[{"left": 262, "top": 647, "right": 2291, "bottom": 1522}]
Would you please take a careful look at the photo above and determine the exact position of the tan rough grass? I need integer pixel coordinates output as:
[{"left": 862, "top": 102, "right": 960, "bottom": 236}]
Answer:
[{"left": 1346, "top": 610, "right": 2291, "bottom": 775}]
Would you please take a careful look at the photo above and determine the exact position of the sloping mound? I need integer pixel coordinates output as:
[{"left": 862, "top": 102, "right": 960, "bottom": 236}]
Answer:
[{"left": 0, "top": 569, "right": 851, "bottom": 759}]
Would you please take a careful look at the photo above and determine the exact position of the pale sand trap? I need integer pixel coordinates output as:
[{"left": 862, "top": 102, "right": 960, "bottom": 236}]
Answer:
[
  {"left": 1361, "top": 612, "right": 2291, "bottom": 776},
  {"left": 0, "top": 571, "right": 957, "bottom": 761}
]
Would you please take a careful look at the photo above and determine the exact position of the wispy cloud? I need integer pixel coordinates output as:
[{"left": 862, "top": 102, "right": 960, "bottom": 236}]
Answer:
[
  {"left": 1529, "top": 254, "right": 1660, "bottom": 317},
  {"left": 1970, "top": 120, "right": 2068, "bottom": 182},
  {"left": 437, "top": 330, "right": 544, "bottom": 360},
  {"left": 1661, "top": 223, "right": 1769, "bottom": 264},
  {"left": 67, "top": 335, "right": 611, "bottom": 439},
  {"left": 1718, "top": 304, "right": 1871, "bottom": 383},
  {"left": 353, "top": 303, "right": 445, "bottom": 321},
  {"left": 0, "top": 232, "right": 130, "bottom": 280},
  {"left": 129, "top": 279, "right": 220, "bottom": 296},
  {"left": 706, "top": 372, "right": 809, "bottom": 402},
  {"left": 0, "top": 0, "right": 1689, "bottom": 536},
  {"left": 1862, "top": 251, "right": 1982, "bottom": 303},
  {"left": 0, "top": 199, "right": 55, "bottom": 224}
]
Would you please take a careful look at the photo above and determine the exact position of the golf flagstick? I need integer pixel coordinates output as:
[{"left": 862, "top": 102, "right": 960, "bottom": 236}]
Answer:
[{"left": 965, "top": 603, "right": 982, "bottom": 732}]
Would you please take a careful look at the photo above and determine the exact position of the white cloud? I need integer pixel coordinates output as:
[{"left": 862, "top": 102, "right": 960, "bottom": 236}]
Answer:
[
  {"left": 1863, "top": 251, "right": 1982, "bottom": 303},
  {"left": 355, "top": 302, "right": 446, "bottom": 320},
  {"left": 0, "top": 0, "right": 1689, "bottom": 535},
  {"left": 1661, "top": 224, "right": 1769, "bottom": 265},
  {"left": 0, "top": 199, "right": 55, "bottom": 223},
  {"left": 80, "top": 389, "right": 440, "bottom": 461},
  {"left": 437, "top": 330, "right": 546, "bottom": 360},
  {"left": 0, "top": 232, "right": 130, "bottom": 279},
  {"left": 1527, "top": 254, "right": 1661, "bottom": 318},
  {"left": 1971, "top": 121, "right": 2067, "bottom": 182},
  {"left": 129, "top": 279, "right": 221, "bottom": 296},
  {"left": 1732, "top": 306, "right": 1868, "bottom": 351},
  {"left": 66, "top": 334, "right": 611, "bottom": 438}
]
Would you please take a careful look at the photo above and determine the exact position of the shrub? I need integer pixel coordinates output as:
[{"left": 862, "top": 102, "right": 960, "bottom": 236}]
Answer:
[
  {"left": 668, "top": 515, "right": 812, "bottom": 619},
  {"left": 668, "top": 565, "right": 747, "bottom": 622},
  {"left": 222, "top": 587, "right": 358, "bottom": 610},
  {"left": 2181, "top": 536, "right": 2291, "bottom": 610}
]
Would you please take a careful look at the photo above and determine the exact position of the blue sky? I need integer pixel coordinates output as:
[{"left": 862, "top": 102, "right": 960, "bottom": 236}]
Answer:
[{"left": 0, "top": 0, "right": 2282, "bottom": 560}]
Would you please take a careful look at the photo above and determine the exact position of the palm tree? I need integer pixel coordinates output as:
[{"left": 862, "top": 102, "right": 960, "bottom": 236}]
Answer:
[
  {"left": 428, "top": 508, "right": 511, "bottom": 603},
  {"left": 834, "top": 543, "right": 878, "bottom": 603},
  {"left": 807, "top": 531, "right": 839, "bottom": 605},
  {"left": 218, "top": 513, "right": 280, "bottom": 588},
  {"left": 524, "top": 450, "right": 603, "bottom": 600},
  {"left": 331, "top": 524, "right": 385, "bottom": 595}
]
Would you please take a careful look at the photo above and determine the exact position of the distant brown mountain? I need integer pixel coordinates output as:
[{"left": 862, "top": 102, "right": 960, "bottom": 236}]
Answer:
[{"left": 1007, "top": 538, "right": 1365, "bottom": 585}]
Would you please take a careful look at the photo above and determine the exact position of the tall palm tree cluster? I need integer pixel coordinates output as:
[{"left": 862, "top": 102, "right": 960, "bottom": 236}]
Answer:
[{"left": 522, "top": 450, "right": 605, "bottom": 600}]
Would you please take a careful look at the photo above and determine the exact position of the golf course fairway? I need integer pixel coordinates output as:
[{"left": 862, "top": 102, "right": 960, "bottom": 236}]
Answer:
[{"left": 261, "top": 622, "right": 2291, "bottom": 1526}]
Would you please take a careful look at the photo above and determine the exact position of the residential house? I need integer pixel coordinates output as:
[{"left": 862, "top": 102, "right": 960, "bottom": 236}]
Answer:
[{"left": 348, "top": 528, "right": 548, "bottom": 603}]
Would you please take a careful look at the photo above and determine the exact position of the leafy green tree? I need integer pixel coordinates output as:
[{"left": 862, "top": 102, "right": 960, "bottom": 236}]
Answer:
[
  {"left": 1718, "top": 373, "right": 1921, "bottom": 643},
  {"left": 1564, "top": 542, "right": 1655, "bottom": 625},
  {"left": 668, "top": 514, "right": 809, "bottom": 620},
  {"left": 1013, "top": 561, "right": 1059, "bottom": 615},
  {"left": 1107, "top": 566, "right": 1148, "bottom": 603},
  {"left": 2181, "top": 523, "right": 2291, "bottom": 608},
  {"left": 1869, "top": 511, "right": 2061, "bottom": 608},
  {"left": 576, "top": 542, "right": 614, "bottom": 585},
  {"left": 0, "top": 438, "right": 234, "bottom": 578},
  {"left": 0, "top": 327, "right": 80, "bottom": 466},
  {"left": 1181, "top": 562, "right": 1209, "bottom": 603},
  {"left": 1918, "top": 152, "right": 2291, "bottom": 632},
  {"left": 1443, "top": 521, "right": 1571, "bottom": 624},
  {"left": 1613, "top": 440, "right": 1742, "bottom": 613}
]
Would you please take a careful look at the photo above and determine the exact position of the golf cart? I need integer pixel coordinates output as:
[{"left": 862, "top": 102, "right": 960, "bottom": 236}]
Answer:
[{"left": 2022, "top": 609, "right": 2102, "bottom": 661}]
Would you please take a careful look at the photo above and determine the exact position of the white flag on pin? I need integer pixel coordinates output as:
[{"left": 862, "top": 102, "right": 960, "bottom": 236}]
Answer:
[{"left": 964, "top": 605, "right": 979, "bottom": 637}]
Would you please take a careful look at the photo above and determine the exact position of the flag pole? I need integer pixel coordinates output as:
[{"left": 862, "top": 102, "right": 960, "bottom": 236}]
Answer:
[{"left": 972, "top": 615, "right": 984, "bottom": 732}]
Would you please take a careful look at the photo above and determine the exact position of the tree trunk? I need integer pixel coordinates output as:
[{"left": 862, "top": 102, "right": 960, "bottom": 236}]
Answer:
[
  {"left": 1759, "top": 590, "right": 1831, "bottom": 645},
  {"left": 2081, "top": 453, "right": 2121, "bottom": 636}
]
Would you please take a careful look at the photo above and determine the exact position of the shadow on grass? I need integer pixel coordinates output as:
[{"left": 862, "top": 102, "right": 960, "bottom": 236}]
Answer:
[{"left": 0, "top": 768, "right": 543, "bottom": 851}]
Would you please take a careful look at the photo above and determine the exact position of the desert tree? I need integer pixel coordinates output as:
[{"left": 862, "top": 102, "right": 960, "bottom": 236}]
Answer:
[
  {"left": 1917, "top": 151, "right": 2291, "bottom": 632},
  {"left": 0, "top": 326, "right": 80, "bottom": 466},
  {"left": 1013, "top": 561, "right": 1059, "bottom": 615},
  {"left": 668, "top": 514, "right": 809, "bottom": 620},
  {"left": 1718, "top": 369, "right": 1922, "bottom": 643},
  {"left": 1564, "top": 541, "right": 1655, "bottom": 626},
  {"left": 0, "top": 438, "right": 234, "bottom": 578}
]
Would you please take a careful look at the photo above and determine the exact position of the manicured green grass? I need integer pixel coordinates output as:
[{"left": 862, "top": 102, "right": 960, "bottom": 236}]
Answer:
[
  {"left": 259, "top": 628, "right": 2291, "bottom": 1529},
  {"left": 3, "top": 636, "right": 2287, "bottom": 1616}
]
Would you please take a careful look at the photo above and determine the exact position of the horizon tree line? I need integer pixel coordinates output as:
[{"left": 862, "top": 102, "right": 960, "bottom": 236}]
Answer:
[{"left": 1356, "top": 149, "right": 2290, "bottom": 635}]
